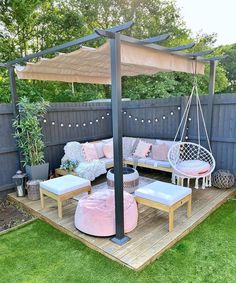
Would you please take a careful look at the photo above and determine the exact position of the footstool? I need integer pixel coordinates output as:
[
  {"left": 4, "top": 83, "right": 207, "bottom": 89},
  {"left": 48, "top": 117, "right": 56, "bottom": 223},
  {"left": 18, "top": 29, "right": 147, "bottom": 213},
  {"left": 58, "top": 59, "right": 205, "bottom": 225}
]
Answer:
[
  {"left": 40, "top": 175, "right": 91, "bottom": 218},
  {"left": 135, "top": 181, "right": 192, "bottom": 232},
  {"left": 74, "top": 189, "right": 138, "bottom": 236}
]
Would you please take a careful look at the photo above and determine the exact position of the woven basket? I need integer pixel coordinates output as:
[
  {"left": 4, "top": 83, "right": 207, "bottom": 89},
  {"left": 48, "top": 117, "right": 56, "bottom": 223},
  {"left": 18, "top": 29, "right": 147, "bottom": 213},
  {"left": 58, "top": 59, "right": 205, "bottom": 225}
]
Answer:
[
  {"left": 212, "top": 170, "right": 235, "bottom": 189},
  {"left": 26, "top": 180, "right": 41, "bottom": 200}
]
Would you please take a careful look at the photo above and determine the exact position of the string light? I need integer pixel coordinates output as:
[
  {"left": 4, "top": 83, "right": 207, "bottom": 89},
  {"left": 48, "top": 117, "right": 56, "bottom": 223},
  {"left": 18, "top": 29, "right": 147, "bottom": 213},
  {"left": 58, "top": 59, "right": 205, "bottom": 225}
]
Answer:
[
  {"left": 42, "top": 110, "right": 180, "bottom": 128},
  {"left": 188, "top": 117, "right": 192, "bottom": 121}
]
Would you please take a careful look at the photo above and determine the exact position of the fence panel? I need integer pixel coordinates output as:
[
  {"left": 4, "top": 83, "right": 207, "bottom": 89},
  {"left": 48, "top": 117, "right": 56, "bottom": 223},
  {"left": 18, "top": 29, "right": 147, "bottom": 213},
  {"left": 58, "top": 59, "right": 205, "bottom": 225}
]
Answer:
[{"left": 0, "top": 94, "right": 236, "bottom": 192}]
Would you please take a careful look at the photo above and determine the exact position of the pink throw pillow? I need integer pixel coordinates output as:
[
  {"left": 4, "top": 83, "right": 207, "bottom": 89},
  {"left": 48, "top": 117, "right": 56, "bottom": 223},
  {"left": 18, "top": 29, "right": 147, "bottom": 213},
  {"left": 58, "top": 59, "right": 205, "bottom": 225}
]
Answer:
[
  {"left": 103, "top": 142, "right": 113, "bottom": 158},
  {"left": 151, "top": 143, "right": 169, "bottom": 161},
  {"left": 82, "top": 143, "right": 98, "bottom": 161},
  {"left": 133, "top": 140, "right": 152, "bottom": 158}
]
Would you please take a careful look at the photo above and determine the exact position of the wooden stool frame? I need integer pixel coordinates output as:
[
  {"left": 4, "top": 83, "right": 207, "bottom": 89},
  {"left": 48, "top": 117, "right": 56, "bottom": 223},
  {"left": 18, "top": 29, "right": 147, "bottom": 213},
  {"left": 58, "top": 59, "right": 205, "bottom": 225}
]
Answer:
[
  {"left": 40, "top": 185, "right": 91, "bottom": 218},
  {"left": 135, "top": 194, "right": 192, "bottom": 232}
]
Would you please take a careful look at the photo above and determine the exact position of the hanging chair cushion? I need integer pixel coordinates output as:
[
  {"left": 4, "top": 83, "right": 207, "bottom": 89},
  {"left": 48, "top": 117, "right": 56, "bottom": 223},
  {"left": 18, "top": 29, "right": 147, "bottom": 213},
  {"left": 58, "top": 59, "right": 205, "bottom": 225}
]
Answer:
[{"left": 176, "top": 160, "right": 211, "bottom": 176}]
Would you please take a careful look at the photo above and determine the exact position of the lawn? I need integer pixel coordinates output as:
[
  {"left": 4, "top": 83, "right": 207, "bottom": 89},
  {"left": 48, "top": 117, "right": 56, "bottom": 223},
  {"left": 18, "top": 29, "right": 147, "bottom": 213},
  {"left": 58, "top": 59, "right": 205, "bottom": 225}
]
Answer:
[{"left": 1, "top": 200, "right": 236, "bottom": 283}]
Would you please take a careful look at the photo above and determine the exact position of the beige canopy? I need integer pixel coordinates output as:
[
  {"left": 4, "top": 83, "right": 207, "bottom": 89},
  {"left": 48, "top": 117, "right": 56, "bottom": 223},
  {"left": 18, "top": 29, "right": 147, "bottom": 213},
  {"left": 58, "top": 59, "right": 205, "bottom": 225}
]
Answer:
[{"left": 16, "top": 40, "right": 205, "bottom": 84}]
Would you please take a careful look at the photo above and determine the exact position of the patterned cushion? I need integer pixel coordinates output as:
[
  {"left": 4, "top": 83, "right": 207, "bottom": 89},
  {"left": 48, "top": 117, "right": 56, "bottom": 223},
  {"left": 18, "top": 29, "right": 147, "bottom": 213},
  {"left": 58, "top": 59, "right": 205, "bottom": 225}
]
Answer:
[
  {"left": 133, "top": 140, "right": 152, "bottom": 158},
  {"left": 82, "top": 143, "right": 98, "bottom": 161}
]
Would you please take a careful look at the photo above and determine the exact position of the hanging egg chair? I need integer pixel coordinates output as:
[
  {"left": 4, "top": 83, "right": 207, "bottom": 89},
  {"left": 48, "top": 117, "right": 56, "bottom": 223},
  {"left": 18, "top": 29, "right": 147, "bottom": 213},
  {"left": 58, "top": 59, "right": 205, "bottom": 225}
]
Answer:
[{"left": 168, "top": 61, "right": 215, "bottom": 189}]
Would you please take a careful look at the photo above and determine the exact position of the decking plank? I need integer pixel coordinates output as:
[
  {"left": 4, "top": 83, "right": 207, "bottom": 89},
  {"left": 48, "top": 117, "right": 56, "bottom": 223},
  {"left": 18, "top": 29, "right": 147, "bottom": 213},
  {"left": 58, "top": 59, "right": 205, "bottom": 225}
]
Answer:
[{"left": 8, "top": 172, "right": 235, "bottom": 271}]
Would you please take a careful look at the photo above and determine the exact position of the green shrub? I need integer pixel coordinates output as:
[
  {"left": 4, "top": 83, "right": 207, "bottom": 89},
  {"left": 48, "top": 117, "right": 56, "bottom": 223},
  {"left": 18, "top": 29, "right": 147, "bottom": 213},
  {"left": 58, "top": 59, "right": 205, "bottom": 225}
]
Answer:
[{"left": 12, "top": 97, "right": 49, "bottom": 166}]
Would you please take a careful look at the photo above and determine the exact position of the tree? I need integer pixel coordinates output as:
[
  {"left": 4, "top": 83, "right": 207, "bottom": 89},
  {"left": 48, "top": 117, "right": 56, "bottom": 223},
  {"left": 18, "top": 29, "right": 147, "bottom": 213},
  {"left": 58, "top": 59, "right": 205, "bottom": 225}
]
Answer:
[
  {"left": 0, "top": 0, "right": 230, "bottom": 103},
  {"left": 219, "top": 44, "right": 236, "bottom": 92}
]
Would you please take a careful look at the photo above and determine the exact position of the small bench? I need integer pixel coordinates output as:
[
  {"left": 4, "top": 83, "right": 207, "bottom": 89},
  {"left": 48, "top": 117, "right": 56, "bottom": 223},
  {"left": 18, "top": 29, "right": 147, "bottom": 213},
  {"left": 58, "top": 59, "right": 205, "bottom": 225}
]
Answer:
[
  {"left": 40, "top": 175, "right": 91, "bottom": 218},
  {"left": 135, "top": 181, "right": 192, "bottom": 232}
]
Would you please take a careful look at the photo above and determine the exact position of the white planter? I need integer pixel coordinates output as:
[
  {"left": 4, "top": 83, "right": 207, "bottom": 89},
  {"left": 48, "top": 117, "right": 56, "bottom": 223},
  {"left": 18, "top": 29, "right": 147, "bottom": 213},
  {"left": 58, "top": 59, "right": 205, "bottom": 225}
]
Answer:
[{"left": 107, "top": 167, "right": 139, "bottom": 193}]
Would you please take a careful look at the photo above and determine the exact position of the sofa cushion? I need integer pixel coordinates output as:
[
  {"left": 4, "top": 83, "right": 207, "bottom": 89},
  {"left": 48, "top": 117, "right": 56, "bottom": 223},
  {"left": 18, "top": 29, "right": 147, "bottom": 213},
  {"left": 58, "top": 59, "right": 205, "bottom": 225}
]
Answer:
[
  {"left": 40, "top": 175, "right": 90, "bottom": 195},
  {"left": 82, "top": 143, "right": 98, "bottom": 161},
  {"left": 135, "top": 181, "right": 192, "bottom": 206},
  {"left": 156, "top": 139, "right": 177, "bottom": 149},
  {"left": 123, "top": 137, "right": 137, "bottom": 158},
  {"left": 100, "top": 157, "right": 113, "bottom": 167},
  {"left": 133, "top": 140, "right": 152, "bottom": 158},
  {"left": 102, "top": 138, "right": 113, "bottom": 143},
  {"left": 151, "top": 143, "right": 169, "bottom": 161},
  {"left": 103, "top": 142, "right": 113, "bottom": 158},
  {"left": 144, "top": 158, "right": 171, "bottom": 168},
  {"left": 94, "top": 142, "right": 105, "bottom": 159}
]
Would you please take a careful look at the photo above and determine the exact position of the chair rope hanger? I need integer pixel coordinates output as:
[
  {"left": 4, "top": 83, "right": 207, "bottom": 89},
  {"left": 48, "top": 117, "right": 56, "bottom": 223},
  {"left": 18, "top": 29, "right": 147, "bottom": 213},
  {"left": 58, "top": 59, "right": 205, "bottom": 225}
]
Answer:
[{"left": 168, "top": 59, "right": 216, "bottom": 189}]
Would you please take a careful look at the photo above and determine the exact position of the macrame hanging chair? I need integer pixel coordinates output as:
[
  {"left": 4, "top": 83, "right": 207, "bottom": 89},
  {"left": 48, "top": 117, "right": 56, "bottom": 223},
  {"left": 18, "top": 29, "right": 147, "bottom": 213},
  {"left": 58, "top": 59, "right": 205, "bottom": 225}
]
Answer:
[{"left": 168, "top": 60, "right": 216, "bottom": 189}]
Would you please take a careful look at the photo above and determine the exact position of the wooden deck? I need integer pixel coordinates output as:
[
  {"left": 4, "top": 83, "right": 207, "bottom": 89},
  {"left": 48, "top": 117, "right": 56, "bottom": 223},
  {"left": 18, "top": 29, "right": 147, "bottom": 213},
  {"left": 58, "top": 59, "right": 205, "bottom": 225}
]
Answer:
[{"left": 8, "top": 170, "right": 235, "bottom": 271}]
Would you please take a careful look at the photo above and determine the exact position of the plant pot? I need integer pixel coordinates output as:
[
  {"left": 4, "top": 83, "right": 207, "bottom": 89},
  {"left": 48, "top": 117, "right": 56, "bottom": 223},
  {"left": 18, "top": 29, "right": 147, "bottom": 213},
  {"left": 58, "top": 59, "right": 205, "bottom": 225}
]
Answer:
[{"left": 25, "top": 163, "right": 49, "bottom": 181}]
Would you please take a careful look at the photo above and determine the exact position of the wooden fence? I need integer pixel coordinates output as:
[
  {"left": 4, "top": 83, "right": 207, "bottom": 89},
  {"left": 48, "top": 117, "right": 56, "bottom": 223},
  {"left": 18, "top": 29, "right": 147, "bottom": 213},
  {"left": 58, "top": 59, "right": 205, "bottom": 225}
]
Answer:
[{"left": 0, "top": 93, "right": 236, "bottom": 192}]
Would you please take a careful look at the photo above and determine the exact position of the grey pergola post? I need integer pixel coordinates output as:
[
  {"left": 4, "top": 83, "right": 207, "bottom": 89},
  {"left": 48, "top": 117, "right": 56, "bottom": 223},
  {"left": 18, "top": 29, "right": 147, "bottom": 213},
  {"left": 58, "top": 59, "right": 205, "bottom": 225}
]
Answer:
[
  {"left": 110, "top": 32, "right": 129, "bottom": 245},
  {"left": 206, "top": 60, "right": 216, "bottom": 145},
  {"left": 8, "top": 66, "right": 18, "bottom": 117}
]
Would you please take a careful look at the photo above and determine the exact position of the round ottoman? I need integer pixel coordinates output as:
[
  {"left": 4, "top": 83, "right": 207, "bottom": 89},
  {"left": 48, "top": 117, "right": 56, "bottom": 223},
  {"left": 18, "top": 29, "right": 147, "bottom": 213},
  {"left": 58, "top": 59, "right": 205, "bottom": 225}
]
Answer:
[{"left": 74, "top": 189, "right": 138, "bottom": 237}]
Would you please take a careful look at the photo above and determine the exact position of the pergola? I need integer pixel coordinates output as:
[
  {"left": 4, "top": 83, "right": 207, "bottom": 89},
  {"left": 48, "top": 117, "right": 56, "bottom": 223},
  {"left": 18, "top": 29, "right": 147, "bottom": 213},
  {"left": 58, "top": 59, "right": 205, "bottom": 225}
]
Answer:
[{"left": 0, "top": 21, "right": 226, "bottom": 245}]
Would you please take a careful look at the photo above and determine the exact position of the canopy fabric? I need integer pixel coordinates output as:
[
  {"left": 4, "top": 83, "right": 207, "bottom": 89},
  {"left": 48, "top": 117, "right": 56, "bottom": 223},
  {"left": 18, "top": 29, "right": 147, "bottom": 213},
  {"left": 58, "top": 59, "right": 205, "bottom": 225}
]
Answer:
[{"left": 16, "top": 41, "right": 205, "bottom": 84}]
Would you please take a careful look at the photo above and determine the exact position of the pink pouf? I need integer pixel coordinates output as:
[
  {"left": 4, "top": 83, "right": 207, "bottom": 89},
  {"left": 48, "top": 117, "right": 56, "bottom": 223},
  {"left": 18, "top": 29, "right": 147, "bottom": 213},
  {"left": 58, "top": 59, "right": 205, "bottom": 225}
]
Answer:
[{"left": 74, "top": 190, "right": 138, "bottom": 236}]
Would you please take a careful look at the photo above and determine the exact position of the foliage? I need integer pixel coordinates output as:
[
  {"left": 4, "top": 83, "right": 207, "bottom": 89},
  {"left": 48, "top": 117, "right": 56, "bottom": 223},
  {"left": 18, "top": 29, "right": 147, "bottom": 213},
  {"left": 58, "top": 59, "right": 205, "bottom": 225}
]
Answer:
[
  {"left": 0, "top": 0, "right": 231, "bottom": 103},
  {"left": 12, "top": 97, "right": 49, "bottom": 166},
  {"left": 218, "top": 44, "right": 236, "bottom": 92},
  {"left": 60, "top": 159, "right": 79, "bottom": 172},
  {"left": 1, "top": 200, "right": 236, "bottom": 282}
]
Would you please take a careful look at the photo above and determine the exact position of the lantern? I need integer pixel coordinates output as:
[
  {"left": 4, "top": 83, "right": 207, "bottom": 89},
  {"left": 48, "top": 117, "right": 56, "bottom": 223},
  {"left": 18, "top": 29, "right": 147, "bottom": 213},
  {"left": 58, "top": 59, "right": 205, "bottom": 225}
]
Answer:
[{"left": 12, "top": 170, "right": 27, "bottom": 197}]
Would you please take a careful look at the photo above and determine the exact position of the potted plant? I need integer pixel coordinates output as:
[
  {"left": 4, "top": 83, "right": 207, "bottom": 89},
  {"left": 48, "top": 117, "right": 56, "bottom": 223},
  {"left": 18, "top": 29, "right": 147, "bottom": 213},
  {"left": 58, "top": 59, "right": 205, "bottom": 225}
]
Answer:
[
  {"left": 13, "top": 97, "right": 50, "bottom": 180},
  {"left": 60, "top": 160, "right": 79, "bottom": 173}
]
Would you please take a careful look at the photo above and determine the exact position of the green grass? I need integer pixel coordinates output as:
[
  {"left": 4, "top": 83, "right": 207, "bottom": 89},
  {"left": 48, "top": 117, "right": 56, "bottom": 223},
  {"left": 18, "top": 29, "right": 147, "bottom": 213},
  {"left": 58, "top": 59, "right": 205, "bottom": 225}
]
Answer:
[{"left": 1, "top": 200, "right": 236, "bottom": 283}]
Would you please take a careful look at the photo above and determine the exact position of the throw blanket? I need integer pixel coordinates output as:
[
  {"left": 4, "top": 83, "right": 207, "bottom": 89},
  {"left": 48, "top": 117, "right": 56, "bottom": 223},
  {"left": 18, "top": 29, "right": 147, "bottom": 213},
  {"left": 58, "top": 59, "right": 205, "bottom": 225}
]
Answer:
[{"left": 74, "top": 160, "right": 107, "bottom": 181}]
